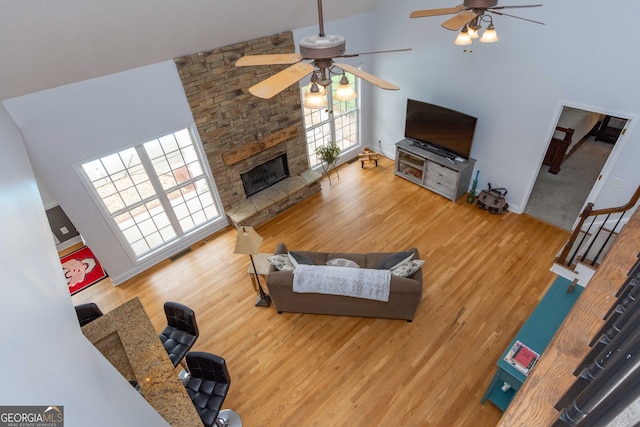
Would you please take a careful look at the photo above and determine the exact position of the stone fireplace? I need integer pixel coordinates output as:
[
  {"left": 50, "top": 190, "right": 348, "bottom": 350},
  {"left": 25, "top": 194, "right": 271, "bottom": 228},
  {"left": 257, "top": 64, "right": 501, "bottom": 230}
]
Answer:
[{"left": 174, "top": 32, "right": 321, "bottom": 228}]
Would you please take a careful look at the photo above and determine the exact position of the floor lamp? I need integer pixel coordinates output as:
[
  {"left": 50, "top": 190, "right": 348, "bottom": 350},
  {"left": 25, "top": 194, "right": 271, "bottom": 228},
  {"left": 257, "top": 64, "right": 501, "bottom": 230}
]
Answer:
[{"left": 234, "top": 226, "right": 271, "bottom": 307}]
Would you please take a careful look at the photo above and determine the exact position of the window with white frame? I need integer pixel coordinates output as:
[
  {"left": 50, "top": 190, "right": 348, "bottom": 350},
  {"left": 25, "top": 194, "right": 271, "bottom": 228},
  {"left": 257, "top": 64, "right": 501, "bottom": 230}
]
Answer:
[
  {"left": 301, "top": 70, "right": 360, "bottom": 168},
  {"left": 80, "top": 128, "right": 222, "bottom": 259}
]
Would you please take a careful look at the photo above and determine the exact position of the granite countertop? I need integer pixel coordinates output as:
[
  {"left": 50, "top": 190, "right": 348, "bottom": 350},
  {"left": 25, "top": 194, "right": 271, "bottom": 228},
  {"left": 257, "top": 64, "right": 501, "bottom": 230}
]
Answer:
[{"left": 82, "top": 297, "right": 201, "bottom": 426}]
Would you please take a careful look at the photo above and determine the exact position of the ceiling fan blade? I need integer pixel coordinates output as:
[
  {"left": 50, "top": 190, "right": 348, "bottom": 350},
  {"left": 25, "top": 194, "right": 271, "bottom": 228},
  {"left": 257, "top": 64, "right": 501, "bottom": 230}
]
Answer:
[
  {"left": 489, "top": 4, "right": 543, "bottom": 10},
  {"left": 441, "top": 10, "right": 478, "bottom": 31},
  {"left": 338, "top": 48, "right": 412, "bottom": 58},
  {"left": 236, "top": 54, "right": 303, "bottom": 67},
  {"left": 248, "top": 62, "right": 314, "bottom": 99},
  {"left": 486, "top": 10, "right": 545, "bottom": 25},
  {"left": 333, "top": 62, "right": 399, "bottom": 90},
  {"left": 410, "top": 5, "right": 464, "bottom": 18}
]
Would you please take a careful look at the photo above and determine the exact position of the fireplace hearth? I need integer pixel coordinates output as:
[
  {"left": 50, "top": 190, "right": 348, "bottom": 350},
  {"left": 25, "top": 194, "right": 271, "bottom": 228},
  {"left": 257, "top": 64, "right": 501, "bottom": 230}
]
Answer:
[{"left": 241, "top": 154, "right": 289, "bottom": 197}]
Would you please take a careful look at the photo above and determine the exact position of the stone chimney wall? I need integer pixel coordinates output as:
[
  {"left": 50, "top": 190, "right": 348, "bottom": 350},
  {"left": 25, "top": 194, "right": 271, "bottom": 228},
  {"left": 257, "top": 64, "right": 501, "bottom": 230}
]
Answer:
[{"left": 174, "top": 32, "right": 313, "bottom": 214}]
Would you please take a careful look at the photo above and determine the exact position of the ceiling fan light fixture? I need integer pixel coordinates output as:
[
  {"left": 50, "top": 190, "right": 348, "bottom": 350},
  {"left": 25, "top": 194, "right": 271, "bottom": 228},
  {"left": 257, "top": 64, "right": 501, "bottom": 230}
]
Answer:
[
  {"left": 468, "top": 18, "right": 481, "bottom": 39},
  {"left": 303, "top": 82, "right": 328, "bottom": 109},
  {"left": 480, "top": 23, "right": 499, "bottom": 43},
  {"left": 333, "top": 74, "right": 357, "bottom": 102},
  {"left": 454, "top": 26, "right": 472, "bottom": 46}
]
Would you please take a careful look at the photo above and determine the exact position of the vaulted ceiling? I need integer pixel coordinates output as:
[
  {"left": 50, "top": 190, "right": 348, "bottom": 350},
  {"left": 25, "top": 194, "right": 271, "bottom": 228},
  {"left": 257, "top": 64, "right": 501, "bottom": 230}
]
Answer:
[{"left": 0, "top": 0, "right": 380, "bottom": 101}]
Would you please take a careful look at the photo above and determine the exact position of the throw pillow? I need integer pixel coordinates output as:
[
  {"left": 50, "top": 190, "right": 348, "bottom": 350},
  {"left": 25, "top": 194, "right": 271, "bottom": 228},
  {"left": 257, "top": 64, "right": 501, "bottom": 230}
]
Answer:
[
  {"left": 377, "top": 251, "right": 414, "bottom": 270},
  {"left": 391, "top": 259, "right": 425, "bottom": 277},
  {"left": 268, "top": 254, "right": 295, "bottom": 272},
  {"left": 289, "top": 251, "right": 315, "bottom": 269},
  {"left": 326, "top": 258, "right": 360, "bottom": 268}
]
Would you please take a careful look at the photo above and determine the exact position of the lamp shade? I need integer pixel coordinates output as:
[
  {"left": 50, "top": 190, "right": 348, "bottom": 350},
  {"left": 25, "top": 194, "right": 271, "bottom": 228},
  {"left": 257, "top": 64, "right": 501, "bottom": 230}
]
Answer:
[
  {"left": 454, "top": 28, "right": 472, "bottom": 46},
  {"left": 334, "top": 84, "right": 357, "bottom": 102},
  {"left": 334, "top": 74, "right": 357, "bottom": 102},
  {"left": 480, "top": 25, "right": 499, "bottom": 43},
  {"left": 303, "top": 82, "right": 328, "bottom": 109},
  {"left": 234, "top": 226, "right": 263, "bottom": 255},
  {"left": 303, "top": 91, "right": 328, "bottom": 109}
]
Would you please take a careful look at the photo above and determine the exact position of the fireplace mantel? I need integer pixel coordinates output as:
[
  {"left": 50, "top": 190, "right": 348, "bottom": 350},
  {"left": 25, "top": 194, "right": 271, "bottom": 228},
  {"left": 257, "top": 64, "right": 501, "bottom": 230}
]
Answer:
[{"left": 222, "top": 125, "right": 298, "bottom": 166}]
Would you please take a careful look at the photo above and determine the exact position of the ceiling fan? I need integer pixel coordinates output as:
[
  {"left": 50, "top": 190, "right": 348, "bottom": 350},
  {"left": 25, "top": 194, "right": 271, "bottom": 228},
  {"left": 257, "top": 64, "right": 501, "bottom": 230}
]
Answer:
[
  {"left": 236, "top": 0, "right": 409, "bottom": 102},
  {"left": 410, "top": 0, "right": 544, "bottom": 31}
]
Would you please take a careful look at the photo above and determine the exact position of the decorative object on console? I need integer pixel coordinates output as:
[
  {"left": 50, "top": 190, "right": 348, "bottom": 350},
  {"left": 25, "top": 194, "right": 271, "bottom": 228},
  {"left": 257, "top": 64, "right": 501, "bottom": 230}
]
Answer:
[
  {"left": 235, "top": 0, "right": 407, "bottom": 105},
  {"left": 504, "top": 340, "right": 540, "bottom": 376},
  {"left": 315, "top": 140, "right": 341, "bottom": 185},
  {"left": 410, "top": 0, "right": 543, "bottom": 48},
  {"left": 60, "top": 245, "right": 108, "bottom": 295},
  {"left": 234, "top": 226, "right": 272, "bottom": 307}
]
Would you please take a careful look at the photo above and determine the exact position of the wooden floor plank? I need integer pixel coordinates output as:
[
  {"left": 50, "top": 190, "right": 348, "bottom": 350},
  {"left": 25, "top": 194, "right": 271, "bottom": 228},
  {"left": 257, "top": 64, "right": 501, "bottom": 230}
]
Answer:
[{"left": 71, "top": 156, "right": 571, "bottom": 426}]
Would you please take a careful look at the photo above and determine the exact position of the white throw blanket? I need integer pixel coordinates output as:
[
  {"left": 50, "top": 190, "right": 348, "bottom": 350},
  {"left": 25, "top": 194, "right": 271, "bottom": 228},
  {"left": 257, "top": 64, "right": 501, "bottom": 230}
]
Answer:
[{"left": 293, "top": 264, "right": 391, "bottom": 302}]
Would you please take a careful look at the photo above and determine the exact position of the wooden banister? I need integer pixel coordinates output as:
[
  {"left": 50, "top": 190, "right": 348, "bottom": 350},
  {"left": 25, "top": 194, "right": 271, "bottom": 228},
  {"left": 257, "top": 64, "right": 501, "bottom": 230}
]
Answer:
[
  {"left": 557, "top": 185, "right": 640, "bottom": 266},
  {"left": 586, "top": 185, "right": 640, "bottom": 218}
]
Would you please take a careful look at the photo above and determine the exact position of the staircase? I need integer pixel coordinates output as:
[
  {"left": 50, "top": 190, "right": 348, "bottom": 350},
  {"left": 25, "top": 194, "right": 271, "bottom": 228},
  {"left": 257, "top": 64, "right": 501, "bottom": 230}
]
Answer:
[{"left": 552, "top": 185, "right": 640, "bottom": 286}]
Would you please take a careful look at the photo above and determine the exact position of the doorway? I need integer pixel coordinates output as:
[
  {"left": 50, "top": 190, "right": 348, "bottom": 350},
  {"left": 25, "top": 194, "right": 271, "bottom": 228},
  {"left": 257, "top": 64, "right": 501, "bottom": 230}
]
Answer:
[{"left": 524, "top": 106, "right": 627, "bottom": 231}]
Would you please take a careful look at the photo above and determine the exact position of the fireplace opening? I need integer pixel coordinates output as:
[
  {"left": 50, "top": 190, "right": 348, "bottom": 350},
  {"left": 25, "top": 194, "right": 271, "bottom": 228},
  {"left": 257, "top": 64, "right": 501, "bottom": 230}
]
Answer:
[{"left": 241, "top": 154, "right": 289, "bottom": 197}]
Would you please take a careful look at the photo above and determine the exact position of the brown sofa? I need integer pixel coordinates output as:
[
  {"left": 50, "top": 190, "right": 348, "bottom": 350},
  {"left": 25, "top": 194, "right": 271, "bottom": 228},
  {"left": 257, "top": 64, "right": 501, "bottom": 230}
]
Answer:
[{"left": 266, "top": 243, "right": 423, "bottom": 321}]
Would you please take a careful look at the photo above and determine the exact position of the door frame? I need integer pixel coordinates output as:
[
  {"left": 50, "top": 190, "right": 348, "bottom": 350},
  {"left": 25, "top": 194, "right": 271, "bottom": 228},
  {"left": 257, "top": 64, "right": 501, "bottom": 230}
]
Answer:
[{"left": 523, "top": 99, "right": 636, "bottom": 227}]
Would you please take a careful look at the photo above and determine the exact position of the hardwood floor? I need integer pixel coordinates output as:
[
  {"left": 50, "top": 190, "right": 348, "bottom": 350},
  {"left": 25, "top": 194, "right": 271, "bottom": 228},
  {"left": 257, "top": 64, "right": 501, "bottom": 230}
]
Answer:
[{"left": 71, "top": 156, "right": 570, "bottom": 426}]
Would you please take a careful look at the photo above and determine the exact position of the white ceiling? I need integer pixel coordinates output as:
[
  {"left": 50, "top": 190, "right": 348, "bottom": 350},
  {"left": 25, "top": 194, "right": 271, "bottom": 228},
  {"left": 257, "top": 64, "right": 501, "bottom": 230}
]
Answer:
[{"left": 0, "top": 0, "right": 380, "bottom": 101}]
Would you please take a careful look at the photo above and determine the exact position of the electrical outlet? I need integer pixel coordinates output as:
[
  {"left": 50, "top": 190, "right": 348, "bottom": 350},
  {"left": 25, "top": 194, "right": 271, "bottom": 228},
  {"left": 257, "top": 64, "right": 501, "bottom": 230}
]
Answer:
[{"left": 611, "top": 178, "right": 625, "bottom": 188}]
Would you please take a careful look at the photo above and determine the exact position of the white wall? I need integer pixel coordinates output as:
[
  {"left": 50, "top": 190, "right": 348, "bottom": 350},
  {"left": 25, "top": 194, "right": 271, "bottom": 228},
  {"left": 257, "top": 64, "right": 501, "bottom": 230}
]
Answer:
[
  {"left": 0, "top": 104, "right": 169, "bottom": 426},
  {"left": 3, "top": 61, "right": 228, "bottom": 285},
  {"left": 367, "top": 0, "right": 640, "bottom": 213}
]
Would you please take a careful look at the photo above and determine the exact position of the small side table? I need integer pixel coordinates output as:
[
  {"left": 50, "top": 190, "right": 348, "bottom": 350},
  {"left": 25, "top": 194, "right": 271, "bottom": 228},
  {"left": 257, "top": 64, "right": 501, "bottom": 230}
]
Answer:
[
  {"left": 359, "top": 148, "right": 380, "bottom": 168},
  {"left": 247, "top": 252, "right": 272, "bottom": 287},
  {"left": 247, "top": 252, "right": 273, "bottom": 307}
]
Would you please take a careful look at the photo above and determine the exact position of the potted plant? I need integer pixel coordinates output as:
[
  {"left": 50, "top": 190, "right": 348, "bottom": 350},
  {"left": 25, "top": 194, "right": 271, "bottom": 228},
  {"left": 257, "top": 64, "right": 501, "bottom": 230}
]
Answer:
[{"left": 315, "top": 141, "right": 341, "bottom": 184}]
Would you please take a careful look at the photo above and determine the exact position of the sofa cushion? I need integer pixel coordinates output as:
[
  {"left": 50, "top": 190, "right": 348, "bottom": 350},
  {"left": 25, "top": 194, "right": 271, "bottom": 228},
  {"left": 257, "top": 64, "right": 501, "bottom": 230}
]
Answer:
[
  {"left": 326, "top": 258, "right": 360, "bottom": 268},
  {"left": 391, "top": 259, "right": 425, "bottom": 278},
  {"left": 327, "top": 252, "right": 366, "bottom": 267},
  {"left": 268, "top": 254, "right": 295, "bottom": 272},
  {"left": 289, "top": 251, "right": 315, "bottom": 265},
  {"left": 376, "top": 251, "right": 414, "bottom": 270},
  {"left": 289, "top": 251, "right": 315, "bottom": 269}
]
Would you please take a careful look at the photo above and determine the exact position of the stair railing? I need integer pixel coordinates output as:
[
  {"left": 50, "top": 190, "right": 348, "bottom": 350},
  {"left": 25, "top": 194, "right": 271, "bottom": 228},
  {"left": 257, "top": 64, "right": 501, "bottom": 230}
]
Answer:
[{"left": 557, "top": 185, "right": 640, "bottom": 268}]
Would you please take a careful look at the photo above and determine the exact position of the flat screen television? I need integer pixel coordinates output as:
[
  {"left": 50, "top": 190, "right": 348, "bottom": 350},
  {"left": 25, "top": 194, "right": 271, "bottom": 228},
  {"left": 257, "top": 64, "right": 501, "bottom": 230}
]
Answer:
[{"left": 404, "top": 99, "right": 477, "bottom": 160}]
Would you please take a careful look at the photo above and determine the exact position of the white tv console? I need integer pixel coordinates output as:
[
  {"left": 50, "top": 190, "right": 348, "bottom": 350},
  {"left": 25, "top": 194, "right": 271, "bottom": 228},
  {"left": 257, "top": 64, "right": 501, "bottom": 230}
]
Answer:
[{"left": 394, "top": 139, "right": 476, "bottom": 202}]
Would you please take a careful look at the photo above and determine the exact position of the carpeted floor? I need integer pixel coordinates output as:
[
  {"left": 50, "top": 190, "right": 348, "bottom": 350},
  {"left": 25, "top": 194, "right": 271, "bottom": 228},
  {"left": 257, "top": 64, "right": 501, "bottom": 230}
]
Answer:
[{"left": 525, "top": 137, "right": 613, "bottom": 230}]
